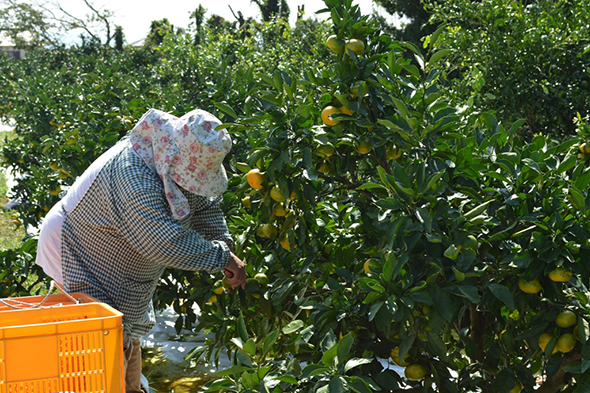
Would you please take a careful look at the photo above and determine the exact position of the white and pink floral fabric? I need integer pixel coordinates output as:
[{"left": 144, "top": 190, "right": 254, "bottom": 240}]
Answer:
[{"left": 129, "top": 108, "right": 232, "bottom": 220}]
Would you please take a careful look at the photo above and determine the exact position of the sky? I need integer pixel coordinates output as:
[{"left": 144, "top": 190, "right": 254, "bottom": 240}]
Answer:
[{"left": 55, "top": 0, "right": 399, "bottom": 45}]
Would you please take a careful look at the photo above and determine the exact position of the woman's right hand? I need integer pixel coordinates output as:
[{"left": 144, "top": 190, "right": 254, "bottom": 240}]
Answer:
[{"left": 224, "top": 252, "right": 246, "bottom": 289}]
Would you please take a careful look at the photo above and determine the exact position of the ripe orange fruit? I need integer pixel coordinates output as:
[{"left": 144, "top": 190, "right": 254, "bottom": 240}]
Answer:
[
  {"left": 321, "top": 106, "right": 341, "bottom": 127},
  {"left": 242, "top": 196, "right": 252, "bottom": 209},
  {"left": 317, "top": 144, "right": 335, "bottom": 157},
  {"left": 555, "top": 310, "right": 577, "bottom": 328},
  {"left": 256, "top": 225, "right": 266, "bottom": 237},
  {"left": 390, "top": 347, "right": 410, "bottom": 367},
  {"left": 538, "top": 332, "right": 558, "bottom": 354},
  {"left": 326, "top": 35, "right": 345, "bottom": 54},
  {"left": 49, "top": 185, "right": 62, "bottom": 196},
  {"left": 548, "top": 266, "right": 572, "bottom": 282},
  {"left": 518, "top": 278, "right": 541, "bottom": 294},
  {"left": 318, "top": 161, "right": 330, "bottom": 174},
  {"left": 272, "top": 203, "right": 287, "bottom": 217},
  {"left": 262, "top": 223, "right": 278, "bottom": 238},
  {"left": 270, "top": 186, "right": 286, "bottom": 202},
  {"left": 556, "top": 333, "right": 576, "bottom": 353},
  {"left": 280, "top": 236, "right": 290, "bottom": 250},
  {"left": 254, "top": 273, "right": 270, "bottom": 286},
  {"left": 345, "top": 39, "right": 365, "bottom": 56},
  {"left": 247, "top": 169, "right": 265, "bottom": 189},
  {"left": 404, "top": 363, "right": 427, "bottom": 381},
  {"left": 356, "top": 136, "right": 372, "bottom": 154}
]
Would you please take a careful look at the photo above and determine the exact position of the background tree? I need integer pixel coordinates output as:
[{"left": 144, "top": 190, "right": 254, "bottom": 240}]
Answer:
[
  {"left": 426, "top": 0, "right": 590, "bottom": 138},
  {"left": 251, "top": 0, "right": 290, "bottom": 21},
  {"left": 373, "top": 0, "right": 435, "bottom": 45},
  {"left": 206, "top": 15, "right": 237, "bottom": 37},
  {"left": 114, "top": 25, "right": 124, "bottom": 51},
  {"left": 0, "top": 1, "right": 61, "bottom": 48},
  {"left": 190, "top": 4, "right": 207, "bottom": 46},
  {"left": 144, "top": 18, "right": 174, "bottom": 47},
  {"left": 0, "top": 0, "right": 116, "bottom": 48}
]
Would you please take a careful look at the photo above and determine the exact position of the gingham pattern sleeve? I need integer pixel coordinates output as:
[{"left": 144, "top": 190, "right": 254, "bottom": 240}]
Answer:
[
  {"left": 111, "top": 153, "right": 231, "bottom": 273},
  {"left": 184, "top": 193, "right": 234, "bottom": 251}
]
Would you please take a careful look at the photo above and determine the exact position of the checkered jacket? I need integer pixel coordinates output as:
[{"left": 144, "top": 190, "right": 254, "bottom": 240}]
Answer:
[{"left": 62, "top": 141, "right": 232, "bottom": 340}]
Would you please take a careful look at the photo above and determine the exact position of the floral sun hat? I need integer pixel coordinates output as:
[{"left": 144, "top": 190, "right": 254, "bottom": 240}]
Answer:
[{"left": 129, "top": 108, "right": 232, "bottom": 220}]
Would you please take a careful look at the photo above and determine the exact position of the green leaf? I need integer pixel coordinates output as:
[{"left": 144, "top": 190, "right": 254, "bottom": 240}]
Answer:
[
  {"left": 403, "top": 41, "right": 422, "bottom": 57},
  {"left": 429, "top": 23, "right": 447, "bottom": 48},
  {"left": 569, "top": 186, "right": 586, "bottom": 212},
  {"left": 214, "top": 102, "right": 237, "bottom": 119},
  {"left": 282, "top": 319, "right": 305, "bottom": 334},
  {"left": 423, "top": 171, "right": 444, "bottom": 193},
  {"left": 482, "top": 112, "right": 500, "bottom": 134},
  {"left": 488, "top": 283, "right": 515, "bottom": 308},
  {"left": 514, "top": 322, "right": 549, "bottom": 341},
  {"left": 273, "top": 69, "right": 283, "bottom": 92},
  {"left": 236, "top": 162, "right": 251, "bottom": 174},
  {"left": 428, "top": 49, "right": 451, "bottom": 66},
  {"left": 432, "top": 288, "right": 453, "bottom": 321},
  {"left": 321, "top": 343, "right": 338, "bottom": 367},
  {"left": 390, "top": 96, "right": 411, "bottom": 122},
  {"left": 258, "top": 73, "right": 275, "bottom": 86},
  {"left": 329, "top": 376, "right": 345, "bottom": 393},
  {"left": 203, "top": 378, "right": 235, "bottom": 391},
  {"left": 344, "top": 358, "right": 372, "bottom": 373},
  {"left": 457, "top": 285, "right": 481, "bottom": 303},
  {"left": 243, "top": 338, "right": 256, "bottom": 355},
  {"left": 302, "top": 364, "right": 331, "bottom": 379},
  {"left": 337, "top": 333, "right": 354, "bottom": 366},
  {"left": 557, "top": 151, "right": 577, "bottom": 174},
  {"left": 494, "top": 368, "right": 516, "bottom": 391},
  {"left": 398, "top": 335, "right": 415, "bottom": 365},
  {"left": 463, "top": 200, "right": 492, "bottom": 220},
  {"left": 368, "top": 301, "right": 384, "bottom": 322},
  {"left": 276, "top": 375, "right": 299, "bottom": 384},
  {"left": 426, "top": 331, "right": 448, "bottom": 360},
  {"left": 238, "top": 313, "right": 248, "bottom": 341},
  {"left": 357, "top": 182, "right": 389, "bottom": 191},
  {"left": 263, "top": 329, "right": 279, "bottom": 357},
  {"left": 214, "top": 365, "right": 251, "bottom": 376},
  {"left": 512, "top": 225, "right": 538, "bottom": 238},
  {"left": 444, "top": 245, "right": 459, "bottom": 260},
  {"left": 507, "top": 119, "right": 526, "bottom": 138}
]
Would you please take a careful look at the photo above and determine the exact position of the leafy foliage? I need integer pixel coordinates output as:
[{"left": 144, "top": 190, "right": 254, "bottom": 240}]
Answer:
[{"left": 426, "top": 0, "right": 590, "bottom": 138}]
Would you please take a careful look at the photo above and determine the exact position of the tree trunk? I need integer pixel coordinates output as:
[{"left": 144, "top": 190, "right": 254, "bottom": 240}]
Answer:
[
  {"left": 536, "top": 352, "right": 583, "bottom": 393},
  {"left": 469, "top": 303, "right": 486, "bottom": 362}
]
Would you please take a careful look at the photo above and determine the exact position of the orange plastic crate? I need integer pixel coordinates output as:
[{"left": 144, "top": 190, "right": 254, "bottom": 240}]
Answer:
[{"left": 0, "top": 293, "right": 125, "bottom": 393}]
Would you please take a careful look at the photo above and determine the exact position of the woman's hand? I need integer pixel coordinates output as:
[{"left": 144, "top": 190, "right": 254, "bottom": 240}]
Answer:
[{"left": 224, "top": 252, "right": 246, "bottom": 289}]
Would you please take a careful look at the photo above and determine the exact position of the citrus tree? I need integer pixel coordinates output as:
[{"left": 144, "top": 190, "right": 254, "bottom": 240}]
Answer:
[
  {"left": 187, "top": 0, "right": 590, "bottom": 392},
  {"left": 425, "top": 0, "right": 590, "bottom": 138}
]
